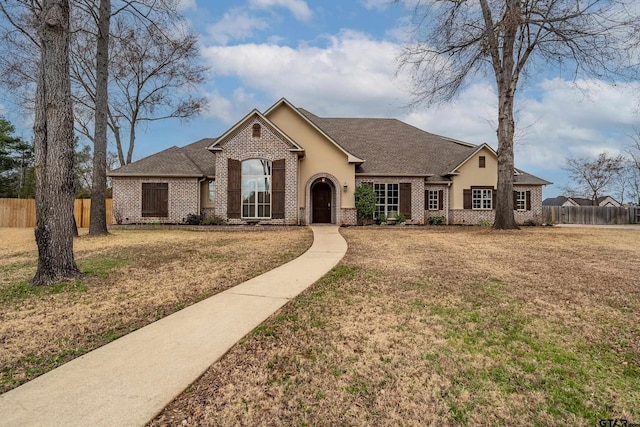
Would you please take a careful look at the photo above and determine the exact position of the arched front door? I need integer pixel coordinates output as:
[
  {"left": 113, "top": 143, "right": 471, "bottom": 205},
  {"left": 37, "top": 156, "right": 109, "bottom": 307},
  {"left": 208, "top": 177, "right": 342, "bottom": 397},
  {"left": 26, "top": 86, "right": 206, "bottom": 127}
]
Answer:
[{"left": 312, "top": 181, "right": 332, "bottom": 223}]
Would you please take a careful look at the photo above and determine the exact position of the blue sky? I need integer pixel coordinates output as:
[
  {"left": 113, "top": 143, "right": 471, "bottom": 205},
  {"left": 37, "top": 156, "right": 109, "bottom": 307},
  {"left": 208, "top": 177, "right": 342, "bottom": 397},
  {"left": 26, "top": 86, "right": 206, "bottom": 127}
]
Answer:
[{"left": 3, "top": 0, "right": 639, "bottom": 199}]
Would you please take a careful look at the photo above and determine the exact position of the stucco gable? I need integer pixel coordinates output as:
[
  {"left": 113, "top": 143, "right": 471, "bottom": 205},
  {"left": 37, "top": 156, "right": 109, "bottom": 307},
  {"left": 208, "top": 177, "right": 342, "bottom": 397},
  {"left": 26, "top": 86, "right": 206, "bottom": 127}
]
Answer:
[{"left": 264, "top": 98, "right": 364, "bottom": 164}]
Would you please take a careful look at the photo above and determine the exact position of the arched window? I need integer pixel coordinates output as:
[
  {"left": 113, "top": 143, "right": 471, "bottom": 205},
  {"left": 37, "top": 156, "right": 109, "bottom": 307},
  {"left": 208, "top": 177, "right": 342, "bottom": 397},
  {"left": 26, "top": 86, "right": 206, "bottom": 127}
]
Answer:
[
  {"left": 242, "top": 159, "right": 271, "bottom": 218},
  {"left": 252, "top": 123, "right": 261, "bottom": 138}
]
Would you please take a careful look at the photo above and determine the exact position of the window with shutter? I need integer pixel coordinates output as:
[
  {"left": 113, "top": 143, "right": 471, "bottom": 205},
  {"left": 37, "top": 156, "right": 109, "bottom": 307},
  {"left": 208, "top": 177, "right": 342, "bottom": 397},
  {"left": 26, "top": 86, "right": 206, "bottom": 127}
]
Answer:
[
  {"left": 469, "top": 186, "right": 493, "bottom": 210},
  {"left": 426, "top": 189, "right": 440, "bottom": 211},
  {"left": 142, "top": 183, "right": 168, "bottom": 217},
  {"left": 241, "top": 159, "right": 272, "bottom": 218},
  {"left": 374, "top": 183, "right": 399, "bottom": 218},
  {"left": 514, "top": 190, "right": 531, "bottom": 211}
]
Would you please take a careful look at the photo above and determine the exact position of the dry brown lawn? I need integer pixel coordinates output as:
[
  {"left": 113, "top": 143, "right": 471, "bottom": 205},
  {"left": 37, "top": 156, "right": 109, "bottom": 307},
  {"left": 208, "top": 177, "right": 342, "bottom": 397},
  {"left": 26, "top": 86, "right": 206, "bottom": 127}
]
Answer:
[
  {"left": 0, "top": 226, "right": 313, "bottom": 392},
  {"left": 150, "top": 226, "right": 640, "bottom": 426}
]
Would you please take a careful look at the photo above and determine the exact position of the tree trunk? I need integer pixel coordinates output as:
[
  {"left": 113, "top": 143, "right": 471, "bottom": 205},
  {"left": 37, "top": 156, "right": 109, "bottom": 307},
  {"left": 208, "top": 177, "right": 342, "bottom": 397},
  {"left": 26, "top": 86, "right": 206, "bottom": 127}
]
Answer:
[
  {"left": 126, "top": 114, "right": 136, "bottom": 165},
  {"left": 494, "top": 94, "right": 518, "bottom": 230},
  {"left": 32, "top": 0, "right": 82, "bottom": 286},
  {"left": 89, "top": 0, "right": 110, "bottom": 235},
  {"left": 492, "top": 1, "right": 519, "bottom": 230}
]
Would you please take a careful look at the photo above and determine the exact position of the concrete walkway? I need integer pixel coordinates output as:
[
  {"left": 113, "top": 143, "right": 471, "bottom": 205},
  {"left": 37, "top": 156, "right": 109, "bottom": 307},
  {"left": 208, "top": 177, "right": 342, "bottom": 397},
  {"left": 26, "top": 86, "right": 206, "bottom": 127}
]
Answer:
[{"left": 0, "top": 225, "right": 347, "bottom": 427}]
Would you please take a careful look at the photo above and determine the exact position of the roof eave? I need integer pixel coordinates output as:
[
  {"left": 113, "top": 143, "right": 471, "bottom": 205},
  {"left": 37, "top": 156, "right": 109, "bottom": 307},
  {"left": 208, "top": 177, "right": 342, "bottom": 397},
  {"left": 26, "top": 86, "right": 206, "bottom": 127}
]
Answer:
[
  {"left": 356, "top": 172, "right": 435, "bottom": 177},
  {"left": 109, "top": 173, "right": 203, "bottom": 178}
]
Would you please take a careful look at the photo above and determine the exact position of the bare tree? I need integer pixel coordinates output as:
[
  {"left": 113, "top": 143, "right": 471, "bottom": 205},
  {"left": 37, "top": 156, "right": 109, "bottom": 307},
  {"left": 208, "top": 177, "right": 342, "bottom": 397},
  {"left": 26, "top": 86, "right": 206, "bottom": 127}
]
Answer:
[
  {"left": 398, "top": 0, "right": 638, "bottom": 229},
  {"left": 564, "top": 153, "right": 625, "bottom": 206},
  {"left": 1, "top": 0, "right": 207, "bottom": 234},
  {"left": 32, "top": 0, "right": 82, "bottom": 285},
  {"left": 106, "top": 16, "right": 206, "bottom": 166}
]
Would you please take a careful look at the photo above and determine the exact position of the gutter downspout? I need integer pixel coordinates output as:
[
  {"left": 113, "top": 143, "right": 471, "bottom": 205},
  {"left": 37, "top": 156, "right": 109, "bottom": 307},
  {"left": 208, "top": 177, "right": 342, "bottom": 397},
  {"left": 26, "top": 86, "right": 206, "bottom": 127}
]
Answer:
[
  {"left": 446, "top": 182, "right": 452, "bottom": 225},
  {"left": 198, "top": 177, "right": 206, "bottom": 216}
]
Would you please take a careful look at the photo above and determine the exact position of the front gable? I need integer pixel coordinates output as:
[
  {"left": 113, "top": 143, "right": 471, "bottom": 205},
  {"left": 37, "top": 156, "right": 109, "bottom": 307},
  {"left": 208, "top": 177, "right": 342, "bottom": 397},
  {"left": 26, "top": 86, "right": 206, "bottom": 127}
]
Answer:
[
  {"left": 265, "top": 99, "right": 360, "bottom": 210},
  {"left": 265, "top": 98, "right": 363, "bottom": 164},
  {"left": 450, "top": 144, "right": 498, "bottom": 209},
  {"left": 208, "top": 109, "right": 304, "bottom": 155}
]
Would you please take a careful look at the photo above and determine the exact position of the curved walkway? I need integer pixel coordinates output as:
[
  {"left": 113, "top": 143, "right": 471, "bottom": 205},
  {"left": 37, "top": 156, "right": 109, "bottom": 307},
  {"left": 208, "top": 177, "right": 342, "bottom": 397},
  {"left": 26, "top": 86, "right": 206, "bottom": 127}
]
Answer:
[{"left": 0, "top": 225, "right": 347, "bottom": 427}]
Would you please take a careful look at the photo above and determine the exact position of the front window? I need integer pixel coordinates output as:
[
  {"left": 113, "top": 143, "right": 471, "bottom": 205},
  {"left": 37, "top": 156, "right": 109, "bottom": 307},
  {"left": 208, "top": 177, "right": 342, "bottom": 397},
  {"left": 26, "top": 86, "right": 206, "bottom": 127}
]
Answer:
[
  {"left": 428, "top": 190, "right": 439, "bottom": 210},
  {"left": 207, "top": 180, "right": 215, "bottom": 202},
  {"left": 374, "top": 183, "right": 399, "bottom": 218},
  {"left": 472, "top": 188, "right": 492, "bottom": 210},
  {"left": 242, "top": 159, "right": 271, "bottom": 218},
  {"left": 515, "top": 191, "right": 526, "bottom": 211}
]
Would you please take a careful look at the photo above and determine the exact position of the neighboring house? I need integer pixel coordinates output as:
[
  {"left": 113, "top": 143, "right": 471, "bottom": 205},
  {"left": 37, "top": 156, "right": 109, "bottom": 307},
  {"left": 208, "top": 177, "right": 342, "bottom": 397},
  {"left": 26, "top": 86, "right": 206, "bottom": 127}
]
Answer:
[
  {"left": 109, "top": 98, "right": 551, "bottom": 225},
  {"left": 542, "top": 196, "right": 621, "bottom": 207}
]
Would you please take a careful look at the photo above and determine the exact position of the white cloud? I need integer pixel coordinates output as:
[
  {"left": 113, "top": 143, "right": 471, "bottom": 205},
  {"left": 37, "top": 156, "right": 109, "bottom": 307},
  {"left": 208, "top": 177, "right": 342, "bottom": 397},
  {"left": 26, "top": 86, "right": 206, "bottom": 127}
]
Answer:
[
  {"left": 202, "top": 30, "right": 410, "bottom": 118},
  {"left": 516, "top": 78, "right": 639, "bottom": 170},
  {"left": 202, "top": 88, "right": 259, "bottom": 125},
  {"left": 249, "top": 0, "right": 313, "bottom": 22},
  {"left": 207, "top": 9, "right": 269, "bottom": 45},
  {"left": 359, "top": 0, "right": 392, "bottom": 11},
  {"left": 176, "top": 0, "right": 196, "bottom": 11}
]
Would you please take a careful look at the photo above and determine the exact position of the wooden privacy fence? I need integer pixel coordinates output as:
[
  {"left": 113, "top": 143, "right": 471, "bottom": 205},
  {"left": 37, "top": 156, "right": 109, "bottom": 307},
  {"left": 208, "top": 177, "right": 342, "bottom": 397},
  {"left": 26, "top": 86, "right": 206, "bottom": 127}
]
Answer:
[
  {"left": 543, "top": 206, "right": 640, "bottom": 225},
  {"left": 0, "top": 198, "right": 113, "bottom": 228}
]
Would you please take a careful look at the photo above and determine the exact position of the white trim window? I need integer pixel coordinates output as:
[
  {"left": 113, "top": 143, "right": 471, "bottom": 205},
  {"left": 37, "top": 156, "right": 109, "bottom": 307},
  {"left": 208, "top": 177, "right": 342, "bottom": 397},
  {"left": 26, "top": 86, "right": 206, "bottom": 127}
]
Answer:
[
  {"left": 515, "top": 190, "right": 526, "bottom": 211},
  {"left": 428, "top": 190, "right": 439, "bottom": 210},
  {"left": 472, "top": 188, "right": 492, "bottom": 210},
  {"left": 207, "top": 180, "right": 215, "bottom": 202},
  {"left": 241, "top": 159, "right": 271, "bottom": 218},
  {"left": 374, "top": 183, "right": 399, "bottom": 218}
]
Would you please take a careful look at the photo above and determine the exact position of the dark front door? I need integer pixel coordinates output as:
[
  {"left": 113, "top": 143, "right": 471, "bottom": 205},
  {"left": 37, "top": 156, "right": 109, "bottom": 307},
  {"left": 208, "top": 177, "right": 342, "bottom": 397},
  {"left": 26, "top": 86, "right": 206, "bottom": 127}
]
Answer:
[{"left": 312, "top": 182, "right": 332, "bottom": 223}]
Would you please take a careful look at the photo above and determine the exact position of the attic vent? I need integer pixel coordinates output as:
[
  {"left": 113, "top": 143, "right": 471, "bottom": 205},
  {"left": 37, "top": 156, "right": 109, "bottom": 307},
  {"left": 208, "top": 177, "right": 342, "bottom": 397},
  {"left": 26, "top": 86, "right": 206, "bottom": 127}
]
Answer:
[
  {"left": 252, "top": 123, "right": 261, "bottom": 138},
  {"left": 479, "top": 156, "right": 486, "bottom": 168}
]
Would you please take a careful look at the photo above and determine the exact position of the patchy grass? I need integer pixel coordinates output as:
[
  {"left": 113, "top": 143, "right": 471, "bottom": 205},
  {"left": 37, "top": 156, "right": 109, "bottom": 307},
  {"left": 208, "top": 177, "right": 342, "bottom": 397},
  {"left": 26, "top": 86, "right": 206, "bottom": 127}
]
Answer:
[
  {"left": 150, "top": 226, "right": 640, "bottom": 426},
  {"left": 0, "top": 227, "right": 313, "bottom": 392}
]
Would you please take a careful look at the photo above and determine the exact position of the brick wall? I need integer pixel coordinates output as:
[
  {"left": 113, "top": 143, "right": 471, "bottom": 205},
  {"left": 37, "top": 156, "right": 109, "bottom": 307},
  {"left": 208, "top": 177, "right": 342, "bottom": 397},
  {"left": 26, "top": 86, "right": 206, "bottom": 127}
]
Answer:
[
  {"left": 449, "top": 185, "right": 544, "bottom": 225},
  {"left": 112, "top": 177, "right": 199, "bottom": 224},
  {"left": 214, "top": 116, "right": 299, "bottom": 225},
  {"left": 341, "top": 208, "right": 357, "bottom": 226},
  {"left": 514, "top": 185, "right": 544, "bottom": 224}
]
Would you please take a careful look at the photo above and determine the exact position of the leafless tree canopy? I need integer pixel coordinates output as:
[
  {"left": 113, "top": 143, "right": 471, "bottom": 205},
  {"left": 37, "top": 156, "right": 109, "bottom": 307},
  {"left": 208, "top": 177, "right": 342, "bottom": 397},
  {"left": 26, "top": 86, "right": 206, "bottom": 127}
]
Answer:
[
  {"left": 397, "top": 0, "right": 639, "bottom": 229},
  {"left": 564, "top": 152, "right": 626, "bottom": 205},
  {"left": 399, "top": 0, "right": 637, "bottom": 105},
  {"left": 0, "top": 0, "right": 208, "bottom": 166}
]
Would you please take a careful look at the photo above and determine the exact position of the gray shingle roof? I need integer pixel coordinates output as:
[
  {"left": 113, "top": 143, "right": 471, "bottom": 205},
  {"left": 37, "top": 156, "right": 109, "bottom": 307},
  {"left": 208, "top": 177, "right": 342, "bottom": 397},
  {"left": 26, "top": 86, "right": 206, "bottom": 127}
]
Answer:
[
  {"left": 109, "top": 107, "right": 550, "bottom": 186},
  {"left": 298, "top": 109, "right": 550, "bottom": 184},
  {"left": 109, "top": 138, "right": 216, "bottom": 177},
  {"left": 514, "top": 169, "right": 552, "bottom": 185}
]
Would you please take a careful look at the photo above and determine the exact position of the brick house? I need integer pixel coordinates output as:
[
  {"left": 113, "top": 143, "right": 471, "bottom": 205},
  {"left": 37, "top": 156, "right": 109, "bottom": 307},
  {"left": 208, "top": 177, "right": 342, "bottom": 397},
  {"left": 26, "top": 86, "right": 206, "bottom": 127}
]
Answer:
[{"left": 109, "top": 98, "right": 550, "bottom": 225}]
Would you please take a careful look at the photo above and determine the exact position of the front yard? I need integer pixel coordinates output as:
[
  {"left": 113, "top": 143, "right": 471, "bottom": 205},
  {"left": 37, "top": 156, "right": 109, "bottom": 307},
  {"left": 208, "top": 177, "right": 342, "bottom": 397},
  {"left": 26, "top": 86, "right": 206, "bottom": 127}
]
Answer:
[
  {"left": 0, "top": 227, "right": 313, "bottom": 392},
  {"left": 150, "top": 226, "right": 640, "bottom": 426},
  {"left": 1, "top": 225, "right": 638, "bottom": 425}
]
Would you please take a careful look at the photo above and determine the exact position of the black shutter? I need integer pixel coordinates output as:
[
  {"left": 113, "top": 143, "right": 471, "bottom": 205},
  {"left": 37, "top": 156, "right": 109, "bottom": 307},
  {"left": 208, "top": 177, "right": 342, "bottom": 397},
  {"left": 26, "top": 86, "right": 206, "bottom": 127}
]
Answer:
[
  {"left": 228, "top": 159, "right": 241, "bottom": 219},
  {"left": 526, "top": 191, "right": 531, "bottom": 211},
  {"left": 272, "top": 159, "right": 286, "bottom": 219},
  {"left": 463, "top": 189, "right": 472, "bottom": 209},
  {"left": 513, "top": 191, "right": 518, "bottom": 209},
  {"left": 492, "top": 189, "right": 497, "bottom": 210},
  {"left": 438, "top": 190, "right": 444, "bottom": 210},
  {"left": 142, "top": 183, "right": 168, "bottom": 217},
  {"left": 400, "top": 183, "right": 411, "bottom": 219}
]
